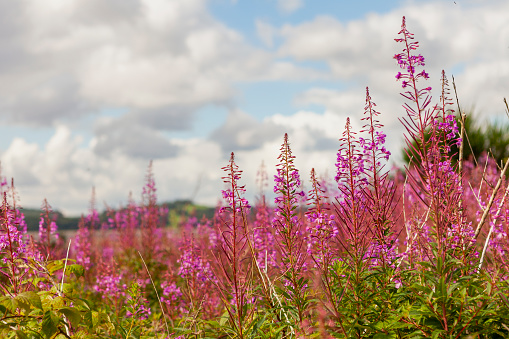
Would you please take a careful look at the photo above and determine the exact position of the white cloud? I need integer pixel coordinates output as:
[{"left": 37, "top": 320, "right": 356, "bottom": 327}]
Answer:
[
  {"left": 256, "top": 19, "right": 276, "bottom": 48},
  {"left": 278, "top": 0, "right": 304, "bottom": 14},
  {"left": 295, "top": 88, "right": 365, "bottom": 116},
  {"left": 0, "top": 0, "right": 324, "bottom": 214},
  {"left": 277, "top": 1, "right": 509, "bottom": 116},
  {"left": 0, "top": 124, "right": 210, "bottom": 215},
  {"left": 210, "top": 109, "right": 284, "bottom": 151},
  {"left": 1, "top": 138, "right": 40, "bottom": 187},
  {"left": 268, "top": 110, "right": 350, "bottom": 141},
  {"left": 0, "top": 0, "right": 319, "bottom": 128}
]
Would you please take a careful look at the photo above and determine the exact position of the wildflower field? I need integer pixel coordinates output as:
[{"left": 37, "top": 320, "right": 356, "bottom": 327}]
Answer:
[{"left": 2, "top": 17, "right": 509, "bottom": 338}]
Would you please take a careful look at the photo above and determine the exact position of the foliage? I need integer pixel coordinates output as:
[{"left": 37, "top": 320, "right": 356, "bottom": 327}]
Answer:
[
  {"left": 2, "top": 16, "right": 509, "bottom": 338},
  {"left": 20, "top": 200, "right": 215, "bottom": 232},
  {"left": 402, "top": 110, "right": 509, "bottom": 167}
]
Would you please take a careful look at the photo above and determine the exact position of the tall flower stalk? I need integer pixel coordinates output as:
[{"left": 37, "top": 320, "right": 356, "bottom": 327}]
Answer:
[
  {"left": 360, "top": 87, "right": 399, "bottom": 268},
  {"left": 0, "top": 193, "right": 28, "bottom": 294},
  {"left": 38, "top": 199, "right": 60, "bottom": 260},
  {"left": 214, "top": 152, "right": 253, "bottom": 339},
  {"left": 141, "top": 161, "right": 163, "bottom": 261},
  {"left": 74, "top": 188, "right": 98, "bottom": 275},
  {"left": 395, "top": 16, "right": 467, "bottom": 259},
  {"left": 334, "top": 117, "right": 369, "bottom": 261},
  {"left": 272, "top": 133, "right": 310, "bottom": 335},
  {"left": 306, "top": 168, "right": 345, "bottom": 333}
]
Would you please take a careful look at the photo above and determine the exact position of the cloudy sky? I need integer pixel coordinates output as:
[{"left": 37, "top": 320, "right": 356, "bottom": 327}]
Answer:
[{"left": 0, "top": 0, "right": 507, "bottom": 215}]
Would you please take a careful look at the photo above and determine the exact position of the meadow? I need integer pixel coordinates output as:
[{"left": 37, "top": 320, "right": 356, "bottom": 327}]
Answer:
[{"left": 2, "top": 16, "right": 509, "bottom": 338}]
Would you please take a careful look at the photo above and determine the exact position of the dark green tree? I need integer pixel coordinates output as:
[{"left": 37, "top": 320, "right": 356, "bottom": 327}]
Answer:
[{"left": 403, "top": 111, "right": 509, "bottom": 167}]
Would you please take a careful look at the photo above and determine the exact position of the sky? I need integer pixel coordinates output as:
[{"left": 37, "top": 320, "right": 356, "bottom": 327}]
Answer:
[{"left": 0, "top": 0, "right": 508, "bottom": 215}]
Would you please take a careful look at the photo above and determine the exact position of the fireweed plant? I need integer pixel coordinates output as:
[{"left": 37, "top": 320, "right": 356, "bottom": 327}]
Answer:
[
  {"left": 213, "top": 152, "right": 254, "bottom": 339},
  {"left": 1, "top": 16, "right": 509, "bottom": 338}
]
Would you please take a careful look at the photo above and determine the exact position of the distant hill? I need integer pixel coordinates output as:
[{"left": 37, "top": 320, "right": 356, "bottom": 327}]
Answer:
[
  {"left": 21, "top": 208, "right": 81, "bottom": 232},
  {"left": 164, "top": 200, "right": 216, "bottom": 228},
  {"left": 20, "top": 200, "right": 216, "bottom": 232}
]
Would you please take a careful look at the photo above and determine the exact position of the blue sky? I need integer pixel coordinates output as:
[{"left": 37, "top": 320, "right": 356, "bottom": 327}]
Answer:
[
  {"left": 208, "top": 0, "right": 404, "bottom": 44},
  {"left": 0, "top": 0, "right": 507, "bottom": 215}
]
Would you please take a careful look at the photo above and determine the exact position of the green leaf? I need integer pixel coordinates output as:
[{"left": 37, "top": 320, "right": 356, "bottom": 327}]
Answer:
[
  {"left": 249, "top": 314, "right": 266, "bottom": 337},
  {"left": 49, "top": 296, "right": 66, "bottom": 309},
  {"left": 59, "top": 283, "right": 74, "bottom": 294},
  {"left": 58, "top": 307, "right": 82, "bottom": 329},
  {"left": 41, "top": 310, "right": 59, "bottom": 339},
  {"left": 13, "top": 295, "right": 31, "bottom": 314},
  {"left": 219, "top": 310, "right": 229, "bottom": 326},
  {"left": 73, "top": 297, "right": 93, "bottom": 310},
  {"left": 66, "top": 264, "right": 84, "bottom": 279},
  {"left": 46, "top": 260, "right": 65, "bottom": 275},
  {"left": 14, "top": 330, "right": 29, "bottom": 339},
  {"left": 91, "top": 311, "right": 101, "bottom": 328},
  {"left": 92, "top": 311, "right": 110, "bottom": 328},
  {"left": 70, "top": 330, "right": 95, "bottom": 339},
  {"left": 83, "top": 310, "right": 93, "bottom": 329},
  {"left": 16, "top": 291, "right": 42, "bottom": 311},
  {"left": 438, "top": 276, "right": 446, "bottom": 298},
  {"left": 0, "top": 295, "right": 18, "bottom": 313},
  {"left": 431, "top": 329, "right": 445, "bottom": 339}
]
